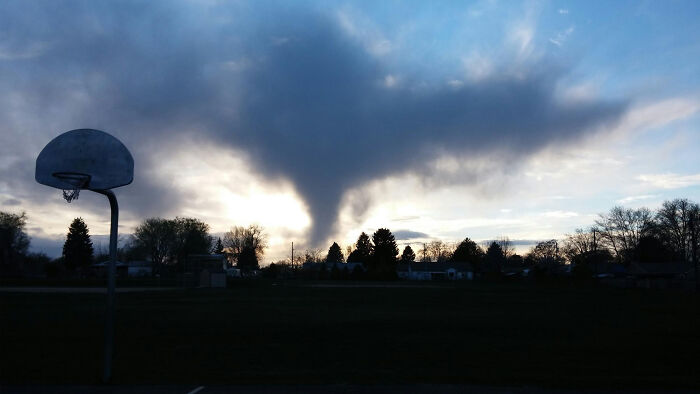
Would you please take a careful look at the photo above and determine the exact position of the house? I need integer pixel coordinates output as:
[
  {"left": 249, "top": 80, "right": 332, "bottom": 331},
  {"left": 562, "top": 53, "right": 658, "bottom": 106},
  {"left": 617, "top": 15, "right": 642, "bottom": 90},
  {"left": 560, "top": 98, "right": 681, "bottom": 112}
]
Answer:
[
  {"left": 91, "top": 261, "right": 128, "bottom": 278},
  {"left": 586, "top": 262, "right": 627, "bottom": 278},
  {"left": 185, "top": 254, "right": 227, "bottom": 287},
  {"left": 126, "top": 260, "right": 151, "bottom": 277},
  {"left": 627, "top": 262, "right": 691, "bottom": 278},
  {"left": 396, "top": 262, "right": 474, "bottom": 280}
]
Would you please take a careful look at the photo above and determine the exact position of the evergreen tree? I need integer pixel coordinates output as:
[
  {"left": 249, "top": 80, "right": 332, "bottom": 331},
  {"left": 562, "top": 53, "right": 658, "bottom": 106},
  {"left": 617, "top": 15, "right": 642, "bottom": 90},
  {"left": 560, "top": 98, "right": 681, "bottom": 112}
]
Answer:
[
  {"left": 63, "top": 218, "right": 93, "bottom": 271},
  {"left": 213, "top": 237, "right": 224, "bottom": 254},
  {"left": 451, "top": 237, "right": 483, "bottom": 264},
  {"left": 370, "top": 228, "right": 398, "bottom": 279},
  {"left": 348, "top": 232, "right": 373, "bottom": 263},
  {"left": 326, "top": 242, "right": 344, "bottom": 263},
  {"left": 485, "top": 241, "right": 506, "bottom": 271},
  {"left": 400, "top": 245, "right": 416, "bottom": 262},
  {"left": 238, "top": 245, "right": 259, "bottom": 272}
]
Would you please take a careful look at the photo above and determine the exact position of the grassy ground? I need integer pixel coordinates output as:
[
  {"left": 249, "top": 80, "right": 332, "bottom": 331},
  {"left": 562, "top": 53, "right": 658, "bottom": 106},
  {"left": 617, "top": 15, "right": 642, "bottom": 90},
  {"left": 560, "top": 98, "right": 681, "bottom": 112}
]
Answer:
[{"left": 1, "top": 281, "right": 698, "bottom": 389}]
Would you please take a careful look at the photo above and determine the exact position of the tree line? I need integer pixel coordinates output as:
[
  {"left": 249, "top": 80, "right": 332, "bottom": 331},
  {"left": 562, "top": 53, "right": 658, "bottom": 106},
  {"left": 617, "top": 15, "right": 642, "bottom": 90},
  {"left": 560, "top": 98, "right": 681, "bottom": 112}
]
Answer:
[
  {"left": 269, "top": 198, "right": 699, "bottom": 279},
  {"left": 0, "top": 212, "right": 269, "bottom": 278},
  {"left": 1, "top": 197, "right": 698, "bottom": 279}
]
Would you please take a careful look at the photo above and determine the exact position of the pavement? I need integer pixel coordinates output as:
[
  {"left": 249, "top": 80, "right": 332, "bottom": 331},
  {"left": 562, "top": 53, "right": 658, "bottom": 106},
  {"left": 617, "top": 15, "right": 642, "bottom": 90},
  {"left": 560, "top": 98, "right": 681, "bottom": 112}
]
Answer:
[
  {"left": 0, "top": 385, "right": 697, "bottom": 394},
  {"left": 0, "top": 287, "right": 179, "bottom": 293}
]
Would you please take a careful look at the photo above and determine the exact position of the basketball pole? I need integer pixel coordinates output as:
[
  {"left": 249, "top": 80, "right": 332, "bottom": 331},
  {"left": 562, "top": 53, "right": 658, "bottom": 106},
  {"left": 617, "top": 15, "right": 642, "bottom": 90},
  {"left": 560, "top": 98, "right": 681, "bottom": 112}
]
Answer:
[{"left": 96, "top": 189, "right": 118, "bottom": 383}]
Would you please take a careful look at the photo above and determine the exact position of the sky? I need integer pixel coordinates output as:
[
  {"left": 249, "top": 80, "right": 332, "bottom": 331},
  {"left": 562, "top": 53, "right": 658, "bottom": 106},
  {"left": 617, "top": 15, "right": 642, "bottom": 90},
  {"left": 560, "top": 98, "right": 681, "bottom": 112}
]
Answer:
[{"left": 1, "top": 0, "right": 699, "bottom": 263}]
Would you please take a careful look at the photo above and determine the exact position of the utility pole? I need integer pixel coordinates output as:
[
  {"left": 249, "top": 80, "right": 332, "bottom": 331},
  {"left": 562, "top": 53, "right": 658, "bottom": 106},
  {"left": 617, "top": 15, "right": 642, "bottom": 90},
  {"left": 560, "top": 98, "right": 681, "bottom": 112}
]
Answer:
[
  {"left": 690, "top": 215, "right": 698, "bottom": 293},
  {"left": 291, "top": 241, "right": 294, "bottom": 270},
  {"left": 592, "top": 228, "right": 597, "bottom": 251}
]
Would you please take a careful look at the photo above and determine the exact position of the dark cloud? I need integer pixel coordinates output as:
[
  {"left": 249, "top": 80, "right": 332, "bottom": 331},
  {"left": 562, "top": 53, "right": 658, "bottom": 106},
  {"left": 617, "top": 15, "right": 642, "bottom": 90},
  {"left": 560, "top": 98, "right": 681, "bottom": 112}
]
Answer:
[
  {"left": 393, "top": 229, "right": 430, "bottom": 240},
  {"left": 0, "top": 2, "right": 627, "bottom": 246}
]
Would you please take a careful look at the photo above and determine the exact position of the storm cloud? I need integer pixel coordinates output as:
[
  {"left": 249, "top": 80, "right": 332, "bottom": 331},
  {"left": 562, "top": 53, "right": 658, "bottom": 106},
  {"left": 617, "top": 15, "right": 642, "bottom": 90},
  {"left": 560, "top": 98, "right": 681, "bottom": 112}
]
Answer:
[{"left": 0, "top": 2, "right": 627, "bottom": 245}]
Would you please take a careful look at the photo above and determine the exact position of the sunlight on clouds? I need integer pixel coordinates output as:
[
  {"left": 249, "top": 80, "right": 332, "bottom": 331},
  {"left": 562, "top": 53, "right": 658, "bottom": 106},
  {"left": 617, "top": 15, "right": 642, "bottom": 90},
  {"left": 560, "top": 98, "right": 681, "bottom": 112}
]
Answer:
[
  {"left": 636, "top": 173, "right": 700, "bottom": 189},
  {"left": 609, "top": 98, "right": 700, "bottom": 138},
  {"left": 336, "top": 7, "right": 392, "bottom": 57},
  {"left": 150, "top": 139, "right": 311, "bottom": 234},
  {"left": 462, "top": 52, "right": 493, "bottom": 82},
  {"left": 616, "top": 194, "right": 659, "bottom": 204},
  {"left": 543, "top": 210, "right": 579, "bottom": 218}
]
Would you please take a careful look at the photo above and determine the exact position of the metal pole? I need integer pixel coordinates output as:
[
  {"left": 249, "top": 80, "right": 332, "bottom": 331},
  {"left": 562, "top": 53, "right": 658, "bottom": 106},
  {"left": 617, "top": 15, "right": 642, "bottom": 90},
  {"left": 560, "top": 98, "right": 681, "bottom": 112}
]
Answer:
[{"left": 96, "top": 190, "right": 118, "bottom": 383}]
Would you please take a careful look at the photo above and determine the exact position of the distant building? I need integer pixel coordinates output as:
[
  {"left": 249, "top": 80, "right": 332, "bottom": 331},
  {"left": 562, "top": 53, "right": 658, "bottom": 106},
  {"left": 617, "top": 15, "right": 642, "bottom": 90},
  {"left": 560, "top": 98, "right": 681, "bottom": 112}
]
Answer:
[
  {"left": 126, "top": 260, "right": 151, "bottom": 277},
  {"left": 396, "top": 262, "right": 473, "bottom": 280},
  {"left": 185, "top": 254, "right": 227, "bottom": 287}
]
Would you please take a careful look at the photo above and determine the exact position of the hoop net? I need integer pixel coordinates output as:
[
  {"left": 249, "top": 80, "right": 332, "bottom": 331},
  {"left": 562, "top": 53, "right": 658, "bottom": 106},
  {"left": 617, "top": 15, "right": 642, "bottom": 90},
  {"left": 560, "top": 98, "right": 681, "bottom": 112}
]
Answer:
[{"left": 52, "top": 172, "right": 91, "bottom": 203}]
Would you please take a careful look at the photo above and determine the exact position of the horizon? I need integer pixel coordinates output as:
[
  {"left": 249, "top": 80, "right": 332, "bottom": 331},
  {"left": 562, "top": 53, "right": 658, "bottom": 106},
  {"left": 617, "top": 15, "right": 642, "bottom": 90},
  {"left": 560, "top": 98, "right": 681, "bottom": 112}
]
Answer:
[{"left": 1, "top": 0, "right": 699, "bottom": 264}]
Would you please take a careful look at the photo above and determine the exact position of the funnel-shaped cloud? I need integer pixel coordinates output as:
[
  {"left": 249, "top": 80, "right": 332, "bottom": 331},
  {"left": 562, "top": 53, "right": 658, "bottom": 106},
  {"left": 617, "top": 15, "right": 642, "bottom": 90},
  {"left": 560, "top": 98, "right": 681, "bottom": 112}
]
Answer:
[{"left": 0, "top": 2, "right": 627, "bottom": 245}]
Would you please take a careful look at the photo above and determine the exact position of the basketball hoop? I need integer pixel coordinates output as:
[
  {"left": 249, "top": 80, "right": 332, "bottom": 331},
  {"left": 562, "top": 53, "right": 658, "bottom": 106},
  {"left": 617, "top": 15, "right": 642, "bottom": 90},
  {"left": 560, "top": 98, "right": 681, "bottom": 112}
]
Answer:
[
  {"left": 37, "top": 129, "right": 133, "bottom": 383},
  {"left": 53, "top": 172, "right": 91, "bottom": 203}
]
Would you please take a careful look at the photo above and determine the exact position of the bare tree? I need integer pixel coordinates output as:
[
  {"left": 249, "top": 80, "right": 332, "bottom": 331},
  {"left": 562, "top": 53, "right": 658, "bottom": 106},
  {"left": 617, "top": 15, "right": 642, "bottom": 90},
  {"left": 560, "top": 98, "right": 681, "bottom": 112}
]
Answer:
[
  {"left": 223, "top": 224, "right": 268, "bottom": 265},
  {"left": 595, "top": 206, "right": 653, "bottom": 263},
  {"left": 497, "top": 236, "right": 515, "bottom": 259},
  {"left": 655, "top": 198, "right": 698, "bottom": 263},
  {"left": 562, "top": 227, "right": 599, "bottom": 262},
  {"left": 427, "top": 240, "right": 450, "bottom": 262},
  {"left": 303, "top": 248, "right": 323, "bottom": 263},
  {"left": 527, "top": 239, "right": 563, "bottom": 265},
  {"left": 419, "top": 243, "right": 430, "bottom": 262},
  {"left": 483, "top": 237, "right": 515, "bottom": 259}
]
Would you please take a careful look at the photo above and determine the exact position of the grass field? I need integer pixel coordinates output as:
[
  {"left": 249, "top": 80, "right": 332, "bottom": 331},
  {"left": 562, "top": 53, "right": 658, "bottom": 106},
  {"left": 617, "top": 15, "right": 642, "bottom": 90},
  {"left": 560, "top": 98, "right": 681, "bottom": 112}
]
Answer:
[{"left": 1, "top": 281, "right": 698, "bottom": 389}]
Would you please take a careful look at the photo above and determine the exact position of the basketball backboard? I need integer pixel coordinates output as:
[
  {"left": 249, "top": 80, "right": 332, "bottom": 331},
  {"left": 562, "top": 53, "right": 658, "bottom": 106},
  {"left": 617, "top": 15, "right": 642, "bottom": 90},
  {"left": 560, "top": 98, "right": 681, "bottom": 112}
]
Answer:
[{"left": 35, "top": 128, "right": 134, "bottom": 192}]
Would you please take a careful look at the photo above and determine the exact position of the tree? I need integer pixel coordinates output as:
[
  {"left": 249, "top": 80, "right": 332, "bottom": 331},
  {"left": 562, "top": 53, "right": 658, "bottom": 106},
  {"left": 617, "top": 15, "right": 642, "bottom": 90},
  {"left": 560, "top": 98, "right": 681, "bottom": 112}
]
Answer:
[
  {"left": 369, "top": 228, "right": 398, "bottom": 278},
  {"left": 347, "top": 232, "right": 372, "bottom": 263},
  {"left": 426, "top": 240, "right": 452, "bottom": 262},
  {"left": 496, "top": 237, "right": 514, "bottom": 259},
  {"left": 485, "top": 241, "right": 506, "bottom": 271},
  {"left": 238, "top": 245, "right": 259, "bottom": 271},
  {"left": 562, "top": 227, "right": 601, "bottom": 263},
  {"left": 326, "top": 242, "right": 344, "bottom": 263},
  {"left": 419, "top": 243, "right": 430, "bottom": 262},
  {"left": 0, "top": 211, "right": 30, "bottom": 273},
  {"left": 655, "top": 199, "right": 699, "bottom": 263},
  {"left": 223, "top": 224, "right": 268, "bottom": 266},
  {"left": 213, "top": 237, "right": 224, "bottom": 254},
  {"left": 688, "top": 204, "right": 700, "bottom": 291},
  {"left": 133, "top": 217, "right": 176, "bottom": 274},
  {"left": 635, "top": 235, "right": 675, "bottom": 263},
  {"left": 63, "top": 217, "right": 94, "bottom": 272},
  {"left": 304, "top": 248, "right": 323, "bottom": 263},
  {"left": 171, "top": 217, "right": 213, "bottom": 266},
  {"left": 596, "top": 206, "right": 653, "bottom": 263},
  {"left": 400, "top": 245, "right": 416, "bottom": 262},
  {"left": 451, "top": 237, "right": 483, "bottom": 264},
  {"left": 527, "top": 240, "right": 563, "bottom": 266}
]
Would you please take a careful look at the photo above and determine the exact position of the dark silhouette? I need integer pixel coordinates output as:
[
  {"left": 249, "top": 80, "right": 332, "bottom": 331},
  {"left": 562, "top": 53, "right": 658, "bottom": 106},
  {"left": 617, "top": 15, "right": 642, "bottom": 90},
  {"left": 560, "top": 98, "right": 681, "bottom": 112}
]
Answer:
[
  {"left": 213, "top": 237, "right": 224, "bottom": 254},
  {"left": 485, "top": 241, "right": 506, "bottom": 271},
  {"left": 0, "top": 211, "right": 29, "bottom": 274},
  {"left": 171, "top": 217, "right": 213, "bottom": 267},
  {"left": 347, "top": 232, "right": 372, "bottom": 263},
  {"left": 451, "top": 237, "right": 483, "bottom": 265},
  {"left": 369, "top": 228, "right": 398, "bottom": 279},
  {"left": 595, "top": 206, "right": 654, "bottom": 264},
  {"left": 63, "top": 217, "right": 93, "bottom": 272},
  {"left": 400, "top": 245, "right": 416, "bottom": 262},
  {"left": 223, "top": 225, "right": 267, "bottom": 267},
  {"left": 132, "top": 216, "right": 213, "bottom": 273},
  {"left": 133, "top": 217, "right": 175, "bottom": 274},
  {"left": 325, "top": 242, "right": 344, "bottom": 263},
  {"left": 237, "top": 245, "right": 259, "bottom": 271}
]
